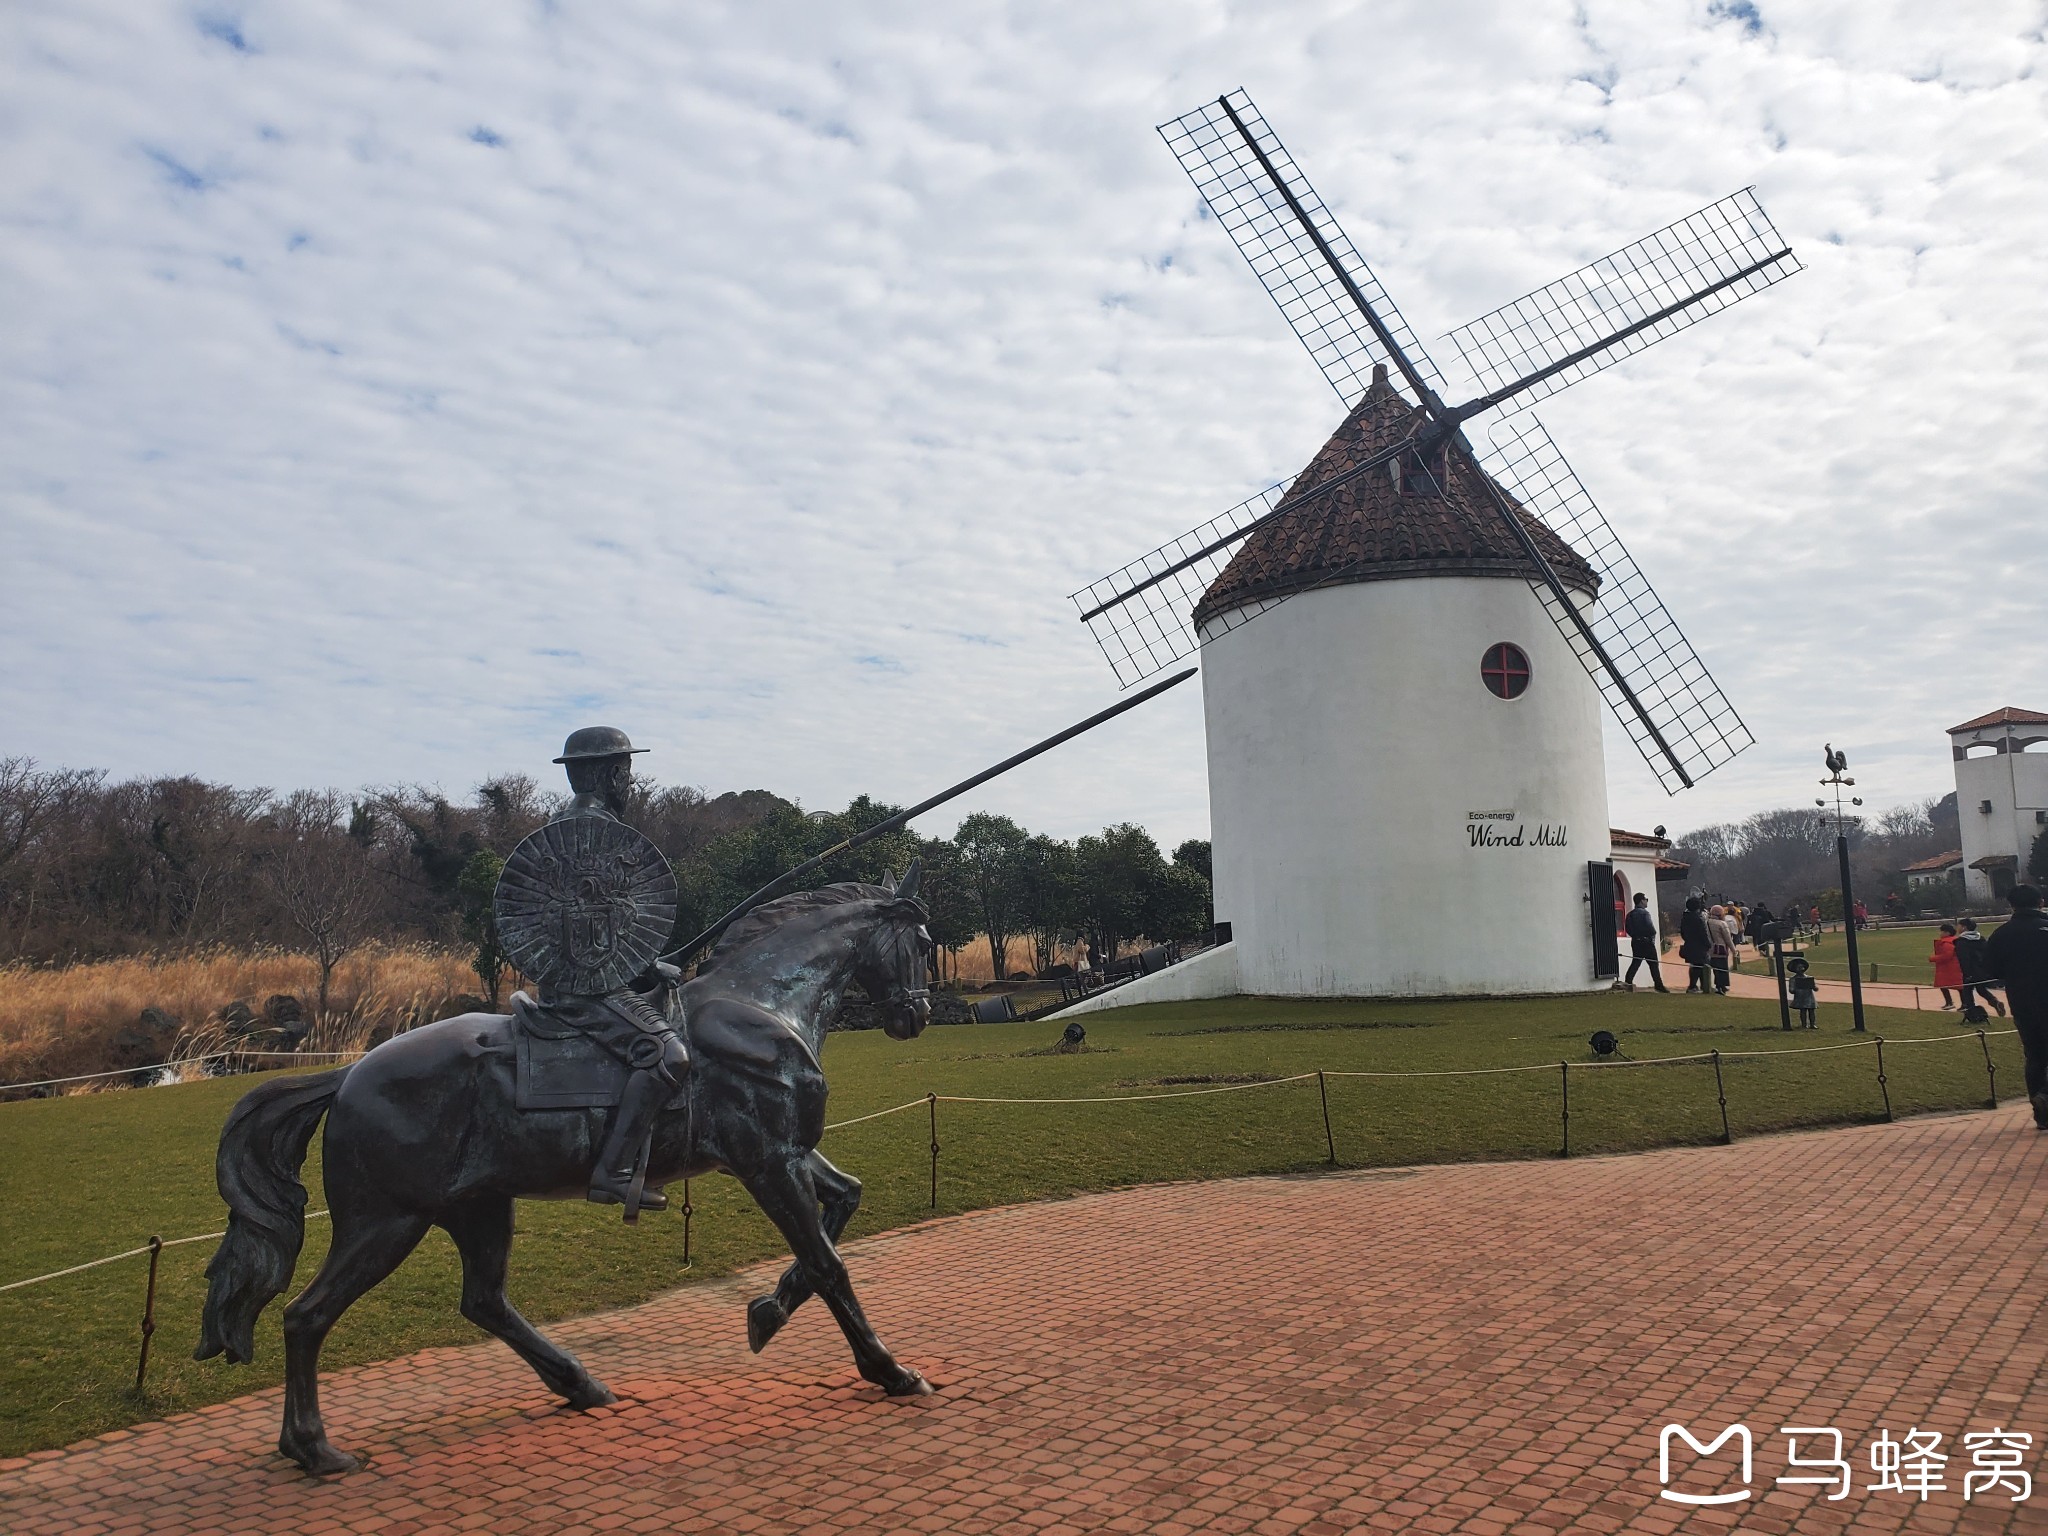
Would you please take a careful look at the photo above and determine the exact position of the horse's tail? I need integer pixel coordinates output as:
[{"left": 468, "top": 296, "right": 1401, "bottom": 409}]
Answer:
[{"left": 194, "top": 1066, "right": 351, "bottom": 1364}]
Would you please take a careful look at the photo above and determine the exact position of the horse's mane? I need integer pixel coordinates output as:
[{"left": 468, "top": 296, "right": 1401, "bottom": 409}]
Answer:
[{"left": 709, "top": 881, "right": 895, "bottom": 962}]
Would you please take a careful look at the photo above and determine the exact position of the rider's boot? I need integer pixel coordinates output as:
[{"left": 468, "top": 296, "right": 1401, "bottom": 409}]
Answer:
[{"left": 589, "top": 1069, "right": 673, "bottom": 1214}]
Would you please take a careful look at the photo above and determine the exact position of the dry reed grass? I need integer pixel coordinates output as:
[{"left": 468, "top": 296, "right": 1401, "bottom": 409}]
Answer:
[
  {"left": 0, "top": 944, "right": 481, "bottom": 1093},
  {"left": 0, "top": 929, "right": 1094, "bottom": 1092},
  {"left": 942, "top": 934, "right": 1083, "bottom": 984}
]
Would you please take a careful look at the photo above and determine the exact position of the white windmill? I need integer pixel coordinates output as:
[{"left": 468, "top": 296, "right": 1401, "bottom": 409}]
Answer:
[{"left": 1068, "top": 90, "right": 1801, "bottom": 1003}]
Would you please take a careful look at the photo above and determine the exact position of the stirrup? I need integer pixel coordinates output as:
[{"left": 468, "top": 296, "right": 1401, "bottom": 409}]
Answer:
[{"left": 588, "top": 1172, "right": 667, "bottom": 1215}]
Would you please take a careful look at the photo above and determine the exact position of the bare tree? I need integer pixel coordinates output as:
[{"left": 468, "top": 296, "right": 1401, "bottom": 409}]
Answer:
[
  {"left": 256, "top": 790, "right": 383, "bottom": 1024},
  {"left": 133, "top": 777, "right": 271, "bottom": 944},
  {"left": 0, "top": 758, "right": 106, "bottom": 959}
]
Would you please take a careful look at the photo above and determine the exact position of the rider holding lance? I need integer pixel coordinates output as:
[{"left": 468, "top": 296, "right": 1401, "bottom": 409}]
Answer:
[
  {"left": 523, "top": 727, "right": 690, "bottom": 1212},
  {"left": 491, "top": 674, "right": 1196, "bottom": 1218}
]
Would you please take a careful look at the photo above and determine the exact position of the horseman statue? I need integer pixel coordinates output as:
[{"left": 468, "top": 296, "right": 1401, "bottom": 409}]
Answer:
[
  {"left": 495, "top": 726, "right": 690, "bottom": 1213},
  {"left": 192, "top": 676, "right": 1190, "bottom": 1476}
]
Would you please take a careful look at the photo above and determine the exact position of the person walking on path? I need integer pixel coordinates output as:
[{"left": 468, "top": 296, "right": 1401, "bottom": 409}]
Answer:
[
  {"left": 1679, "top": 897, "right": 1712, "bottom": 995},
  {"left": 1954, "top": 917, "right": 2007, "bottom": 1019},
  {"left": 1745, "top": 902, "right": 1775, "bottom": 949},
  {"left": 1622, "top": 894, "right": 1668, "bottom": 992},
  {"left": 1987, "top": 886, "right": 2048, "bottom": 1129},
  {"left": 1932, "top": 923, "right": 1964, "bottom": 1010},
  {"left": 1706, "top": 905, "right": 1739, "bottom": 995}
]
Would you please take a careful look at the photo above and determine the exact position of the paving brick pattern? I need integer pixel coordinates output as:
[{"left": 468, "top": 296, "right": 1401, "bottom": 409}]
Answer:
[{"left": 8, "top": 1108, "right": 2048, "bottom": 1534}]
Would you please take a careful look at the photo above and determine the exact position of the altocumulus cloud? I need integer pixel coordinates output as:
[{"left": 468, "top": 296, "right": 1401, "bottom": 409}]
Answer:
[{"left": 1, "top": 0, "right": 2044, "bottom": 846}]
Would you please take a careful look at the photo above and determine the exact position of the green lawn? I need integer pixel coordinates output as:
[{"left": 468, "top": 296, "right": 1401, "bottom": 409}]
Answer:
[
  {"left": 1735, "top": 921, "right": 2006, "bottom": 986},
  {"left": 0, "top": 988, "right": 2020, "bottom": 1457}
]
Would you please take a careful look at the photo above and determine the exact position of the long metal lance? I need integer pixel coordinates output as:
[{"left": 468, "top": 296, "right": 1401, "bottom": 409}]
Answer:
[{"left": 662, "top": 666, "right": 1198, "bottom": 962}]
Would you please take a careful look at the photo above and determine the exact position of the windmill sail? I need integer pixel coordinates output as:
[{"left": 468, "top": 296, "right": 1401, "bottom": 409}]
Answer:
[
  {"left": 1478, "top": 417, "right": 1755, "bottom": 792},
  {"left": 1072, "top": 479, "right": 1294, "bottom": 689},
  {"left": 1444, "top": 189, "right": 1800, "bottom": 415},
  {"left": 1158, "top": 91, "right": 1448, "bottom": 407},
  {"left": 1079, "top": 89, "right": 1789, "bottom": 791}
]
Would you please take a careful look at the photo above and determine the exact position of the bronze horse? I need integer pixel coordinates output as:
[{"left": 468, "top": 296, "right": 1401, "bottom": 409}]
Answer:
[{"left": 196, "top": 872, "right": 936, "bottom": 1475}]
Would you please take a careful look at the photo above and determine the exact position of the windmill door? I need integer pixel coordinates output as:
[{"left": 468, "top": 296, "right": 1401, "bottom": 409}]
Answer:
[{"left": 1587, "top": 861, "right": 1620, "bottom": 979}]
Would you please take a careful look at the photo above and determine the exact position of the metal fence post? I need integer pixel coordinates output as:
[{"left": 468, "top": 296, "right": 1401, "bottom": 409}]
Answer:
[
  {"left": 133, "top": 1235, "right": 163, "bottom": 1393},
  {"left": 1978, "top": 1029, "right": 1998, "bottom": 1109},
  {"left": 1710, "top": 1051, "right": 1732, "bottom": 1145},
  {"left": 1317, "top": 1070, "right": 1337, "bottom": 1165},
  {"left": 1874, "top": 1037, "right": 1893, "bottom": 1122},
  {"left": 1559, "top": 1062, "right": 1570, "bottom": 1158},
  {"left": 927, "top": 1093, "right": 940, "bottom": 1210},
  {"left": 680, "top": 1179, "right": 694, "bottom": 1269}
]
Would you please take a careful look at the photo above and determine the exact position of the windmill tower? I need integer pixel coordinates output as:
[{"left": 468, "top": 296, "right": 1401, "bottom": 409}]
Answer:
[{"left": 1068, "top": 91, "right": 1801, "bottom": 1002}]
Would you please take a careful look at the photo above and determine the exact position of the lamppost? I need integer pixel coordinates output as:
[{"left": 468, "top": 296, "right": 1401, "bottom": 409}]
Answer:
[{"left": 1818, "top": 744, "right": 1867, "bottom": 1033}]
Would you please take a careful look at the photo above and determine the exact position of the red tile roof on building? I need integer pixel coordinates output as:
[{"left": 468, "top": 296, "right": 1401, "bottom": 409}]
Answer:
[
  {"left": 1902, "top": 851, "right": 1963, "bottom": 873},
  {"left": 1947, "top": 706, "right": 2048, "bottom": 733},
  {"left": 1194, "top": 371, "right": 1598, "bottom": 626},
  {"left": 1609, "top": 827, "right": 1673, "bottom": 850}
]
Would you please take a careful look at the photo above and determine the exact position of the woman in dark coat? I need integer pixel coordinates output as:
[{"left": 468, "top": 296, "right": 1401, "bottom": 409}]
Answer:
[{"left": 1678, "top": 897, "right": 1712, "bottom": 995}]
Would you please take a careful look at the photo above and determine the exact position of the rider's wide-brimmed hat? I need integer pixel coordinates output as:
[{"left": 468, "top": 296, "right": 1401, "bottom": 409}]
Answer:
[{"left": 553, "top": 726, "right": 649, "bottom": 764}]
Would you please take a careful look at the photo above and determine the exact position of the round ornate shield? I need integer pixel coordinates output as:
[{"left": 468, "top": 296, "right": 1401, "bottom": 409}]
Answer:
[{"left": 494, "top": 816, "right": 678, "bottom": 995}]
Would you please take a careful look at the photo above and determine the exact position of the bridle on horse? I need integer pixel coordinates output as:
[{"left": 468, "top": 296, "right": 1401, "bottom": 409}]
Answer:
[{"left": 868, "top": 909, "right": 932, "bottom": 1012}]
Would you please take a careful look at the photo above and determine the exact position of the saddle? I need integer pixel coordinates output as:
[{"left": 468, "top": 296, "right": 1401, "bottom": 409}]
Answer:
[
  {"left": 507, "top": 992, "right": 818, "bottom": 1111},
  {"left": 509, "top": 994, "right": 681, "bottom": 1111}
]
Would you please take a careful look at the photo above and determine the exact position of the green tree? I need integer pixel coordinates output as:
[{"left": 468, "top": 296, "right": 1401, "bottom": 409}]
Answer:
[
  {"left": 457, "top": 849, "right": 507, "bottom": 1008},
  {"left": 1170, "top": 838, "right": 1214, "bottom": 931},
  {"left": 1074, "top": 823, "right": 1168, "bottom": 964},
  {"left": 914, "top": 835, "right": 978, "bottom": 984},
  {"left": 670, "top": 795, "right": 921, "bottom": 967},
  {"left": 1144, "top": 862, "right": 1212, "bottom": 942},
  {"left": 1015, "top": 834, "right": 1078, "bottom": 974},
  {"left": 953, "top": 813, "right": 1029, "bottom": 980}
]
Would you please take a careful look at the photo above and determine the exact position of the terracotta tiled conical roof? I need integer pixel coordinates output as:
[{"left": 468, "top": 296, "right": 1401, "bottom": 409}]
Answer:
[
  {"left": 1947, "top": 706, "right": 2048, "bottom": 734},
  {"left": 1194, "top": 371, "right": 1598, "bottom": 627}
]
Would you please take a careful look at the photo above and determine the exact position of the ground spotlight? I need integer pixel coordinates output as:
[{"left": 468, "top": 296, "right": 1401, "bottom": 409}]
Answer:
[{"left": 1589, "top": 1030, "right": 1620, "bottom": 1058}]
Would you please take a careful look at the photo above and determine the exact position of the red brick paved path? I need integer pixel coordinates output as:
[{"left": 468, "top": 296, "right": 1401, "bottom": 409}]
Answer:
[{"left": 9, "top": 1109, "right": 2048, "bottom": 1534}]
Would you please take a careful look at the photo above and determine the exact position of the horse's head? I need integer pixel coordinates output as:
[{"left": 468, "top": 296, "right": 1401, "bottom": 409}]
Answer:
[{"left": 858, "top": 860, "right": 933, "bottom": 1040}]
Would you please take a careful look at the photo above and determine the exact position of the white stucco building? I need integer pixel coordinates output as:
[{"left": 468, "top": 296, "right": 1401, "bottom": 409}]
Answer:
[
  {"left": 1949, "top": 706, "right": 2048, "bottom": 903},
  {"left": 1065, "top": 368, "right": 1681, "bottom": 1013}
]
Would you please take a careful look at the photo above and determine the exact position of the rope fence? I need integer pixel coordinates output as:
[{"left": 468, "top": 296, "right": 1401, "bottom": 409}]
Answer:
[
  {"left": 0, "top": 1027, "right": 2021, "bottom": 1397},
  {"left": 1, "top": 1050, "right": 364, "bottom": 1095}
]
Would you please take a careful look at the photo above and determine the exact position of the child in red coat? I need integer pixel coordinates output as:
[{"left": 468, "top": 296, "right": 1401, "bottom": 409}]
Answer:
[{"left": 1932, "top": 923, "right": 1964, "bottom": 1009}]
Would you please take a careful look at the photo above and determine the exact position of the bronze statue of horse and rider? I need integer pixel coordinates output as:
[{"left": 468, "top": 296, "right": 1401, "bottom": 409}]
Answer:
[{"left": 194, "top": 730, "right": 937, "bottom": 1476}]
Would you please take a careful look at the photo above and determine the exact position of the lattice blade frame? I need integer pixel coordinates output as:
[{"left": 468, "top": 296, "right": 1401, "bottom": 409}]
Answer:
[
  {"left": 1072, "top": 482, "right": 1292, "bottom": 688},
  {"left": 1160, "top": 90, "right": 1448, "bottom": 408},
  {"left": 1479, "top": 417, "right": 1753, "bottom": 792},
  {"left": 1444, "top": 189, "right": 1800, "bottom": 413}
]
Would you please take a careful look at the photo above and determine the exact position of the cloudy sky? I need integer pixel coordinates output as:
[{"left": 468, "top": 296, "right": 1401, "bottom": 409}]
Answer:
[{"left": 4, "top": 0, "right": 2044, "bottom": 850}]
